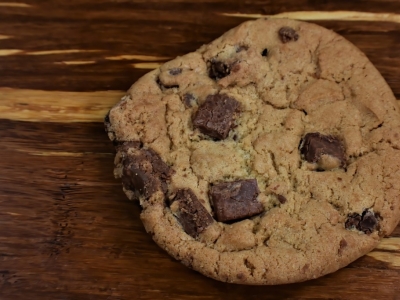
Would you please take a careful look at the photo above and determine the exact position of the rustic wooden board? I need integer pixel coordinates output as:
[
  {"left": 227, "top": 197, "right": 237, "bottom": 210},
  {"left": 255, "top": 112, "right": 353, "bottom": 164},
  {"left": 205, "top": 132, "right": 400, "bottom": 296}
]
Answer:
[{"left": 1, "top": 1, "right": 400, "bottom": 299}]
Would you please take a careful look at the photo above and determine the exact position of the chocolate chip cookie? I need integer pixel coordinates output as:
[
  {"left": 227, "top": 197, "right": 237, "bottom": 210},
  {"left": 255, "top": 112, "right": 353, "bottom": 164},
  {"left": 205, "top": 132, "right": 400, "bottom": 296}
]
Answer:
[{"left": 105, "top": 18, "right": 400, "bottom": 285}]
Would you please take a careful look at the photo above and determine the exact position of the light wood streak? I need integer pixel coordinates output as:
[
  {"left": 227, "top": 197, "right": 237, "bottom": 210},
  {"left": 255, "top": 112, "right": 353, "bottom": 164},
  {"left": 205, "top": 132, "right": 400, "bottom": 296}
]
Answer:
[
  {"left": 0, "top": 49, "right": 22, "bottom": 56},
  {"left": 0, "top": 88, "right": 124, "bottom": 122},
  {"left": 0, "top": 49, "right": 102, "bottom": 56},
  {"left": 367, "top": 252, "right": 400, "bottom": 267},
  {"left": 132, "top": 62, "right": 162, "bottom": 69},
  {"left": 106, "top": 54, "right": 171, "bottom": 61},
  {"left": 365, "top": 237, "right": 400, "bottom": 267},
  {"left": 6, "top": 212, "right": 21, "bottom": 216},
  {"left": 0, "top": 35, "right": 11, "bottom": 40},
  {"left": 221, "top": 11, "right": 400, "bottom": 24},
  {"left": 0, "top": 2, "right": 31, "bottom": 7},
  {"left": 27, "top": 49, "right": 102, "bottom": 55},
  {"left": 54, "top": 60, "right": 96, "bottom": 65},
  {"left": 375, "top": 237, "right": 400, "bottom": 251},
  {"left": 17, "top": 150, "right": 112, "bottom": 157}
]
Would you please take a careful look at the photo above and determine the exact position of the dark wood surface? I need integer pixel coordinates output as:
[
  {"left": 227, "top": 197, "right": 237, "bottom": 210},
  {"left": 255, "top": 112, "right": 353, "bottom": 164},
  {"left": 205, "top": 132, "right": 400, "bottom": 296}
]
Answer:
[{"left": 1, "top": 1, "right": 400, "bottom": 299}]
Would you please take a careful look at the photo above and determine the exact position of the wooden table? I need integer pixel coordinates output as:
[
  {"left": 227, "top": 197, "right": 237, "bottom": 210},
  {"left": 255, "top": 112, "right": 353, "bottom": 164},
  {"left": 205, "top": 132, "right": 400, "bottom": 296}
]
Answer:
[{"left": 1, "top": 1, "right": 400, "bottom": 299}]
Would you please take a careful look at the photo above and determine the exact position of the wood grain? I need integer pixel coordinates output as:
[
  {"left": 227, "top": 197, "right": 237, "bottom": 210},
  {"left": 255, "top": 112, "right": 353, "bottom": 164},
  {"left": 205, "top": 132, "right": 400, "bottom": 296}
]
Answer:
[
  {"left": 0, "top": 88, "right": 124, "bottom": 122},
  {"left": 1, "top": 0, "right": 400, "bottom": 299}
]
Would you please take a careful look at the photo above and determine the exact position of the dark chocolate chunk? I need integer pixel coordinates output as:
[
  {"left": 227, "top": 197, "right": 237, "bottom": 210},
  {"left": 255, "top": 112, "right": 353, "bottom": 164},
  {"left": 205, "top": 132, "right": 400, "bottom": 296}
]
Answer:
[
  {"left": 345, "top": 210, "right": 379, "bottom": 234},
  {"left": 209, "top": 60, "right": 231, "bottom": 80},
  {"left": 123, "top": 167, "right": 146, "bottom": 196},
  {"left": 277, "top": 195, "right": 287, "bottom": 204},
  {"left": 300, "top": 133, "right": 346, "bottom": 169},
  {"left": 174, "top": 189, "right": 214, "bottom": 238},
  {"left": 183, "top": 93, "right": 196, "bottom": 108},
  {"left": 120, "top": 144, "right": 172, "bottom": 200},
  {"left": 338, "top": 239, "right": 348, "bottom": 255},
  {"left": 261, "top": 48, "right": 268, "bottom": 56},
  {"left": 192, "top": 94, "right": 240, "bottom": 140},
  {"left": 345, "top": 213, "right": 361, "bottom": 229},
  {"left": 359, "top": 211, "right": 379, "bottom": 234},
  {"left": 169, "top": 68, "right": 182, "bottom": 75},
  {"left": 278, "top": 26, "right": 299, "bottom": 43},
  {"left": 210, "top": 179, "right": 264, "bottom": 222}
]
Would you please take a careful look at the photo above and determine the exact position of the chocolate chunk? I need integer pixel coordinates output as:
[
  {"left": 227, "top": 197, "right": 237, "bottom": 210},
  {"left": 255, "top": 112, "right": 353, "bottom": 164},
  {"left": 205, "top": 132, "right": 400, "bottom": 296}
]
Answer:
[
  {"left": 338, "top": 239, "right": 348, "bottom": 255},
  {"left": 359, "top": 211, "right": 379, "bottom": 234},
  {"left": 279, "top": 26, "right": 299, "bottom": 43},
  {"left": 300, "top": 133, "right": 346, "bottom": 170},
  {"left": 183, "top": 93, "right": 196, "bottom": 108},
  {"left": 209, "top": 60, "right": 231, "bottom": 80},
  {"left": 345, "top": 210, "right": 379, "bottom": 234},
  {"left": 123, "top": 167, "right": 146, "bottom": 196},
  {"left": 210, "top": 179, "right": 264, "bottom": 222},
  {"left": 345, "top": 213, "right": 362, "bottom": 229},
  {"left": 277, "top": 195, "right": 287, "bottom": 204},
  {"left": 120, "top": 144, "right": 172, "bottom": 200},
  {"left": 174, "top": 189, "right": 214, "bottom": 238},
  {"left": 169, "top": 68, "right": 182, "bottom": 75},
  {"left": 261, "top": 48, "right": 268, "bottom": 56},
  {"left": 192, "top": 94, "right": 240, "bottom": 140}
]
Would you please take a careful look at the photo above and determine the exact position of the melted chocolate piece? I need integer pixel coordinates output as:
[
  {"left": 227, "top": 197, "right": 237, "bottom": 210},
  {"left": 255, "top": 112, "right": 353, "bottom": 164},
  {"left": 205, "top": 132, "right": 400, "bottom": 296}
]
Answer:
[
  {"left": 278, "top": 27, "right": 299, "bottom": 43},
  {"left": 192, "top": 94, "right": 240, "bottom": 140},
  {"left": 120, "top": 144, "right": 172, "bottom": 200},
  {"left": 210, "top": 179, "right": 264, "bottom": 222},
  {"left": 345, "top": 210, "right": 379, "bottom": 234},
  {"left": 338, "top": 239, "right": 348, "bottom": 255},
  {"left": 209, "top": 60, "right": 231, "bottom": 80},
  {"left": 300, "top": 133, "right": 346, "bottom": 169},
  {"left": 277, "top": 195, "right": 287, "bottom": 204},
  {"left": 169, "top": 68, "right": 182, "bottom": 75},
  {"left": 174, "top": 189, "right": 214, "bottom": 238},
  {"left": 183, "top": 93, "right": 196, "bottom": 108}
]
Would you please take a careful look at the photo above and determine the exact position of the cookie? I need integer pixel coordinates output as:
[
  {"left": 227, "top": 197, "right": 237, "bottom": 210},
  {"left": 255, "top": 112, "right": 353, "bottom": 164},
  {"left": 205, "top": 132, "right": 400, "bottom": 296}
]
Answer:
[{"left": 105, "top": 18, "right": 400, "bottom": 285}]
